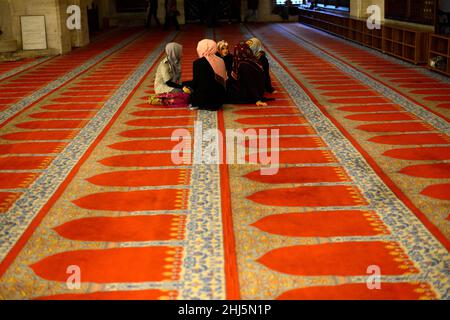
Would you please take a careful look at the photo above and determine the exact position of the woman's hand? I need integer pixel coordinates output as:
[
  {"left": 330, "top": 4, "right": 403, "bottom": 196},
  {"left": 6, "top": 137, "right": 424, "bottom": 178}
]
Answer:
[{"left": 183, "top": 86, "right": 191, "bottom": 94}]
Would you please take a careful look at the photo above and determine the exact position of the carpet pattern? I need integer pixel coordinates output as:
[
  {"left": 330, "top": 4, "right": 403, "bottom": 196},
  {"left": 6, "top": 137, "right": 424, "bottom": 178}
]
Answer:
[
  {"left": 0, "top": 29, "right": 144, "bottom": 123},
  {"left": 0, "top": 57, "right": 53, "bottom": 82},
  {"left": 0, "top": 23, "right": 448, "bottom": 300},
  {"left": 0, "top": 25, "right": 230, "bottom": 300},
  {"left": 245, "top": 24, "right": 450, "bottom": 247},
  {"left": 216, "top": 24, "right": 449, "bottom": 299},
  {"left": 278, "top": 24, "right": 450, "bottom": 120},
  {"left": 0, "top": 30, "right": 174, "bottom": 223},
  {"left": 0, "top": 29, "right": 176, "bottom": 286}
]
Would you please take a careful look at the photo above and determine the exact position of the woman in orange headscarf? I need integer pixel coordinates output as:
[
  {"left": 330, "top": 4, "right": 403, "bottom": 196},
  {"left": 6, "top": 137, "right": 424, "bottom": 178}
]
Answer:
[{"left": 189, "top": 39, "right": 228, "bottom": 111}]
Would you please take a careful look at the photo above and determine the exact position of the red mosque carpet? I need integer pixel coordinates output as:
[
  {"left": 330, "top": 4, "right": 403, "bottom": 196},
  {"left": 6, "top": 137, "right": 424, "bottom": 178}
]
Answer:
[
  {"left": 0, "top": 58, "right": 49, "bottom": 81},
  {"left": 0, "top": 24, "right": 448, "bottom": 300},
  {"left": 0, "top": 29, "right": 146, "bottom": 114}
]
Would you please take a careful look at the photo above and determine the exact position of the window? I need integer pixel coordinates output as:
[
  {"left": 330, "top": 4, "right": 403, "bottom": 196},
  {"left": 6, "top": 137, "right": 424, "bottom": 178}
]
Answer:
[
  {"left": 289, "top": 0, "right": 350, "bottom": 10},
  {"left": 276, "top": 1, "right": 303, "bottom": 5},
  {"left": 316, "top": 0, "right": 350, "bottom": 9}
]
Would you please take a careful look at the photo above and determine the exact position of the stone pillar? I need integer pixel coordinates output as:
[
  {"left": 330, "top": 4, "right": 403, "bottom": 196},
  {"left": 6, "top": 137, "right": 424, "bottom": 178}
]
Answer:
[
  {"left": 177, "top": 0, "right": 185, "bottom": 24},
  {"left": 95, "top": 0, "right": 113, "bottom": 29},
  {"left": 56, "top": 0, "right": 74, "bottom": 53},
  {"left": 0, "top": 0, "right": 18, "bottom": 54},
  {"left": 6, "top": 0, "right": 72, "bottom": 55},
  {"left": 0, "top": 0, "right": 13, "bottom": 40},
  {"left": 258, "top": 0, "right": 276, "bottom": 21},
  {"left": 157, "top": 0, "right": 185, "bottom": 25},
  {"left": 69, "top": 0, "right": 90, "bottom": 48}
]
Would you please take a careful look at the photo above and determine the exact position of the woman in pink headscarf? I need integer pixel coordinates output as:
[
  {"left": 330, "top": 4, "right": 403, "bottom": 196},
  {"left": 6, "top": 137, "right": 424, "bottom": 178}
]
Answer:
[{"left": 189, "top": 39, "right": 228, "bottom": 111}]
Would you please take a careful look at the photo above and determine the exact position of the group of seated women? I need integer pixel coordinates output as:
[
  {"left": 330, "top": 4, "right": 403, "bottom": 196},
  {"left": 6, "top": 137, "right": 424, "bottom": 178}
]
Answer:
[{"left": 152, "top": 37, "right": 276, "bottom": 110}]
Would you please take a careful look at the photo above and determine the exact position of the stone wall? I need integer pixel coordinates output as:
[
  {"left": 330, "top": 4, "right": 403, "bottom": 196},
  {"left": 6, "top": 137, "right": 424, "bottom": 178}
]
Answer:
[
  {"left": 2, "top": 0, "right": 72, "bottom": 55},
  {"left": 0, "top": 0, "right": 17, "bottom": 53},
  {"left": 0, "top": 0, "right": 93, "bottom": 55},
  {"left": 351, "top": 0, "right": 384, "bottom": 19},
  {"left": 70, "top": 0, "right": 90, "bottom": 48},
  {"left": 0, "top": 0, "right": 13, "bottom": 40}
]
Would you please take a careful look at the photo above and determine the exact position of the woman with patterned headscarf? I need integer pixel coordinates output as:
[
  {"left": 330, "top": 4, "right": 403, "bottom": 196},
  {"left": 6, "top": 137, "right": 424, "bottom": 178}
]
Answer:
[
  {"left": 227, "top": 42, "right": 267, "bottom": 106},
  {"left": 246, "top": 37, "right": 275, "bottom": 94},
  {"left": 189, "top": 39, "right": 227, "bottom": 111}
]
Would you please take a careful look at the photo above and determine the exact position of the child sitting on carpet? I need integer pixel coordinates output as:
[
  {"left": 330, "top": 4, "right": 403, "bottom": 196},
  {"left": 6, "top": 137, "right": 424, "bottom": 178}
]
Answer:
[{"left": 216, "top": 40, "right": 233, "bottom": 79}]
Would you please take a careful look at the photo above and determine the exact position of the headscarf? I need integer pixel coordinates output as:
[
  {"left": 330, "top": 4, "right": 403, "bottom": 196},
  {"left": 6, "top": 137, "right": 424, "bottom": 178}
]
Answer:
[
  {"left": 217, "top": 40, "right": 229, "bottom": 55},
  {"left": 165, "top": 42, "right": 182, "bottom": 83},
  {"left": 246, "top": 37, "right": 264, "bottom": 59},
  {"left": 197, "top": 39, "right": 228, "bottom": 81},
  {"left": 232, "top": 42, "right": 262, "bottom": 80}
]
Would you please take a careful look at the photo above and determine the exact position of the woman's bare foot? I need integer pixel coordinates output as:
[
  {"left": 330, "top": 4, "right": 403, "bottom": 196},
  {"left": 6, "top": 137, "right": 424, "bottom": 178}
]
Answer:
[{"left": 256, "top": 100, "right": 268, "bottom": 107}]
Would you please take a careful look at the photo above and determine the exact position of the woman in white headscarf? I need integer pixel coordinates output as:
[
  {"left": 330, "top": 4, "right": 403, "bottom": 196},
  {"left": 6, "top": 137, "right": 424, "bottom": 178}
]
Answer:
[
  {"left": 154, "top": 42, "right": 185, "bottom": 94},
  {"left": 189, "top": 39, "right": 227, "bottom": 111},
  {"left": 246, "top": 37, "right": 276, "bottom": 94}
]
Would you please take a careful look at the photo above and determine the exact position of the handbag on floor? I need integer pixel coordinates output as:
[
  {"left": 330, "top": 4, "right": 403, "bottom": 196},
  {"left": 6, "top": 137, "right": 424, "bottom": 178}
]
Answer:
[{"left": 148, "top": 92, "right": 190, "bottom": 108}]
